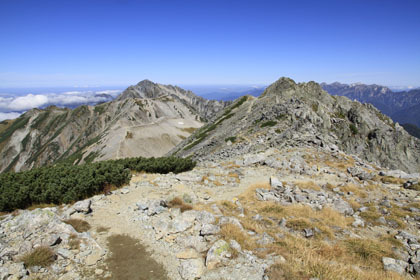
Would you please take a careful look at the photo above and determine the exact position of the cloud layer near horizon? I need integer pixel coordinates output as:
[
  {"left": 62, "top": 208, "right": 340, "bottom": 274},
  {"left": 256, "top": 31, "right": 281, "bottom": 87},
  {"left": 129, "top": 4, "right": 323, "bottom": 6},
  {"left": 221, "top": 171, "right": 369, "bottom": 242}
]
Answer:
[{"left": 0, "top": 90, "right": 121, "bottom": 121}]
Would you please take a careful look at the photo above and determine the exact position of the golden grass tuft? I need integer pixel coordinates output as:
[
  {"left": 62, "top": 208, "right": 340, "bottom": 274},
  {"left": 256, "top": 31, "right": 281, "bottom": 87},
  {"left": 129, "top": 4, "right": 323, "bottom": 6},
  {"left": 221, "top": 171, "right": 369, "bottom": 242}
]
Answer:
[
  {"left": 343, "top": 238, "right": 396, "bottom": 268},
  {"left": 265, "top": 235, "right": 406, "bottom": 280},
  {"left": 295, "top": 180, "right": 321, "bottom": 191},
  {"left": 380, "top": 176, "right": 406, "bottom": 185},
  {"left": 340, "top": 184, "right": 367, "bottom": 198},
  {"left": 63, "top": 219, "right": 91, "bottom": 233},
  {"left": 68, "top": 233, "right": 81, "bottom": 250},
  {"left": 167, "top": 197, "right": 193, "bottom": 212},
  {"left": 219, "top": 223, "right": 257, "bottom": 251},
  {"left": 19, "top": 246, "right": 56, "bottom": 267},
  {"left": 96, "top": 226, "right": 110, "bottom": 233}
]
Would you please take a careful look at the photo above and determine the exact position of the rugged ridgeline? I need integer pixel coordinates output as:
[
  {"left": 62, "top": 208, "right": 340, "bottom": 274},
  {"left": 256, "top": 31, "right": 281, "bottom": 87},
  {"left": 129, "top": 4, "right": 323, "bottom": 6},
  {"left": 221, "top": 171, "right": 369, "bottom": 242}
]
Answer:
[
  {"left": 321, "top": 82, "right": 420, "bottom": 128},
  {"left": 117, "top": 79, "right": 229, "bottom": 121},
  {"left": 0, "top": 80, "right": 228, "bottom": 173},
  {"left": 171, "top": 77, "right": 420, "bottom": 173}
]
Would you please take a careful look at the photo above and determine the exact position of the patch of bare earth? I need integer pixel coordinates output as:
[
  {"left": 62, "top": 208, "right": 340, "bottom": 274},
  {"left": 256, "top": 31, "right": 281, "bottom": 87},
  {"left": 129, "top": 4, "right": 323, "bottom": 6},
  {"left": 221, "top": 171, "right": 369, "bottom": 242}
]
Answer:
[{"left": 100, "top": 234, "right": 169, "bottom": 280}]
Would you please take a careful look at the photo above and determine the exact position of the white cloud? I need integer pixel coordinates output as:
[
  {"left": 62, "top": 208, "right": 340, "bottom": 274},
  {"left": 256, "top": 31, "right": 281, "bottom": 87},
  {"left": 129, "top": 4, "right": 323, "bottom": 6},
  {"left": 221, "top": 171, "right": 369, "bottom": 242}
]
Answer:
[
  {"left": 0, "top": 112, "right": 22, "bottom": 122},
  {"left": 8, "top": 94, "right": 49, "bottom": 111},
  {"left": 0, "top": 90, "right": 121, "bottom": 114}
]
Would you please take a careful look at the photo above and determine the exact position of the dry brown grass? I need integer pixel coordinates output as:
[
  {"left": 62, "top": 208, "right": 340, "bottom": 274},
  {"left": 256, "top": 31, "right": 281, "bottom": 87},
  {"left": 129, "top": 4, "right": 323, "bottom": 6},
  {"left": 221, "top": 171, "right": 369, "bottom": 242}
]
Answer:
[
  {"left": 213, "top": 180, "right": 223, "bottom": 186},
  {"left": 340, "top": 184, "right": 368, "bottom": 198},
  {"left": 96, "top": 226, "right": 110, "bottom": 233},
  {"left": 63, "top": 219, "right": 91, "bottom": 233},
  {"left": 406, "top": 183, "right": 420, "bottom": 191},
  {"left": 214, "top": 177, "right": 411, "bottom": 280},
  {"left": 265, "top": 235, "right": 406, "bottom": 280},
  {"left": 379, "top": 176, "right": 406, "bottom": 185},
  {"left": 19, "top": 246, "right": 56, "bottom": 267},
  {"left": 219, "top": 223, "right": 257, "bottom": 251},
  {"left": 167, "top": 197, "right": 193, "bottom": 212},
  {"left": 181, "top": 127, "right": 197, "bottom": 133},
  {"left": 294, "top": 180, "right": 321, "bottom": 191},
  {"left": 68, "top": 233, "right": 81, "bottom": 250},
  {"left": 227, "top": 172, "right": 241, "bottom": 183},
  {"left": 343, "top": 238, "right": 396, "bottom": 268},
  {"left": 322, "top": 155, "right": 355, "bottom": 171},
  {"left": 359, "top": 206, "right": 381, "bottom": 225},
  {"left": 346, "top": 198, "right": 361, "bottom": 211},
  {"left": 235, "top": 184, "right": 352, "bottom": 240}
]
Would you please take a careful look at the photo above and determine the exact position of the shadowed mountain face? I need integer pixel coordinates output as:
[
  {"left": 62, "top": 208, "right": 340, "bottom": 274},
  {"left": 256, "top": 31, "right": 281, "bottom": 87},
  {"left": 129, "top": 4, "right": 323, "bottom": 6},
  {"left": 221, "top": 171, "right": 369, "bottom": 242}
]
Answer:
[
  {"left": 0, "top": 80, "right": 228, "bottom": 173},
  {"left": 321, "top": 82, "right": 420, "bottom": 129},
  {"left": 172, "top": 77, "right": 420, "bottom": 173}
]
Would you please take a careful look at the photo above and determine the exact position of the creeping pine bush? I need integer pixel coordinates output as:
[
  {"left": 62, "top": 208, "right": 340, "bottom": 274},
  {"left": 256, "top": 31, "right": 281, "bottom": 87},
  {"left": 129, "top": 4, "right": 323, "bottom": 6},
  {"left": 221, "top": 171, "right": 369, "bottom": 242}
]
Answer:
[{"left": 0, "top": 156, "right": 196, "bottom": 212}]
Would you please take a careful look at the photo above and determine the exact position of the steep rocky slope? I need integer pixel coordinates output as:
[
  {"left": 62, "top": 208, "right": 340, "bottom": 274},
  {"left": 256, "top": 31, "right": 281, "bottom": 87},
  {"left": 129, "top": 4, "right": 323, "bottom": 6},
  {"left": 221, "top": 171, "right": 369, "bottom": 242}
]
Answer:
[
  {"left": 117, "top": 79, "right": 228, "bottom": 121},
  {"left": 172, "top": 77, "right": 420, "bottom": 173},
  {"left": 0, "top": 80, "right": 227, "bottom": 173}
]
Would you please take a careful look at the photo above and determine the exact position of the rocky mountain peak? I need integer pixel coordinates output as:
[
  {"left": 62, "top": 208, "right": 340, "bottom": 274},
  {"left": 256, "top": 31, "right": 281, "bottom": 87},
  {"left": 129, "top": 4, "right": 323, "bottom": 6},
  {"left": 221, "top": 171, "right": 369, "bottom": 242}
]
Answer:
[
  {"left": 172, "top": 77, "right": 420, "bottom": 173},
  {"left": 262, "top": 77, "right": 296, "bottom": 96}
]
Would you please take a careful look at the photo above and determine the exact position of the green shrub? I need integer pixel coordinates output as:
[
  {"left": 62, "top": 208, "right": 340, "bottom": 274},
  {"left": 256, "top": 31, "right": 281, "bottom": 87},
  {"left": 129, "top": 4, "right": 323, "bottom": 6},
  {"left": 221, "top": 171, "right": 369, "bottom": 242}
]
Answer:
[
  {"left": 261, "top": 120, "right": 277, "bottom": 128},
  {"left": 349, "top": 124, "right": 358, "bottom": 135},
  {"left": 225, "top": 136, "right": 236, "bottom": 143},
  {"left": 0, "top": 156, "right": 196, "bottom": 212}
]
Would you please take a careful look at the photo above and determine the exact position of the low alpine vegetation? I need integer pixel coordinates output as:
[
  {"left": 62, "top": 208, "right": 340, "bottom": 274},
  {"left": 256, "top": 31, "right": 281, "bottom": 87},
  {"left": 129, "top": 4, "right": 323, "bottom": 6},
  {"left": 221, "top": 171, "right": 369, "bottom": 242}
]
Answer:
[
  {"left": 0, "top": 156, "right": 196, "bottom": 212},
  {"left": 19, "top": 246, "right": 56, "bottom": 267}
]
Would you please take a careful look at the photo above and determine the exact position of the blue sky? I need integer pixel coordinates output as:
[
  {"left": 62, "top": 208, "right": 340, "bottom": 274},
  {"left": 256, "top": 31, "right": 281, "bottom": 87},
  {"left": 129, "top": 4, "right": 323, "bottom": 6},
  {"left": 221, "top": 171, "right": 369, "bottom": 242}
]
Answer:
[{"left": 1, "top": 0, "right": 420, "bottom": 87}]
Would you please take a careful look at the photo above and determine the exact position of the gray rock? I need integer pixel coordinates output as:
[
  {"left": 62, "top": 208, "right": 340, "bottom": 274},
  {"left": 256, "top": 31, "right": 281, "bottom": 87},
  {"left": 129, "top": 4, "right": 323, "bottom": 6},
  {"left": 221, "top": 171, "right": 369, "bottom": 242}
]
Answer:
[
  {"left": 147, "top": 200, "right": 167, "bottom": 216},
  {"left": 218, "top": 216, "right": 243, "bottom": 230},
  {"left": 0, "top": 267, "right": 9, "bottom": 280},
  {"left": 206, "top": 240, "right": 230, "bottom": 269},
  {"left": 136, "top": 201, "right": 149, "bottom": 211},
  {"left": 413, "top": 262, "right": 420, "bottom": 276},
  {"left": 382, "top": 257, "right": 408, "bottom": 275},
  {"left": 229, "top": 240, "right": 242, "bottom": 253},
  {"left": 256, "top": 232, "right": 275, "bottom": 245},
  {"left": 200, "top": 224, "right": 220, "bottom": 236},
  {"left": 72, "top": 200, "right": 92, "bottom": 214},
  {"left": 347, "top": 167, "right": 373, "bottom": 181},
  {"left": 179, "top": 259, "right": 205, "bottom": 280},
  {"left": 352, "top": 217, "right": 365, "bottom": 228},
  {"left": 6, "top": 262, "right": 28, "bottom": 279},
  {"left": 57, "top": 248, "right": 73, "bottom": 259},
  {"left": 303, "top": 228, "right": 314, "bottom": 238},
  {"left": 332, "top": 199, "right": 354, "bottom": 216},
  {"left": 255, "top": 188, "right": 279, "bottom": 202},
  {"left": 170, "top": 216, "right": 193, "bottom": 234},
  {"left": 269, "top": 176, "right": 283, "bottom": 190},
  {"left": 243, "top": 154, "right": 266, "bottom": 166},
  {"left": 196, "top": 211, "right": 215, "bottom": 224},
  {"left": 120, "top": 188, "right": 130, "bottom": 194}
]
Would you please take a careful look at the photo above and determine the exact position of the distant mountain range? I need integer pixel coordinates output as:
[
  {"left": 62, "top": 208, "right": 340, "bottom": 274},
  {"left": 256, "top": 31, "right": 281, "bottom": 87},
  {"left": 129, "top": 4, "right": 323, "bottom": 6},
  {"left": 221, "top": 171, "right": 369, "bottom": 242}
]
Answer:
[
  {"left": 184, "top": 85, "right": 266, "bottom": 101},
  {"left": 0, "top": 80, "right": 228, "bottom": 173},
  {"left": 321, "top": 82, "right": 420, "bottom": 132}
]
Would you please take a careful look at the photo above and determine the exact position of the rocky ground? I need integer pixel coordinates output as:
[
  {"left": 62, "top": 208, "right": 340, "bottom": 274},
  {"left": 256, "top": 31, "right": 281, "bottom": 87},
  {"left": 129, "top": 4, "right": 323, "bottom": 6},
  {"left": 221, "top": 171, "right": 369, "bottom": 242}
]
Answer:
[{"left": 1, "top": 146, "right": 420, "bottom": 279}]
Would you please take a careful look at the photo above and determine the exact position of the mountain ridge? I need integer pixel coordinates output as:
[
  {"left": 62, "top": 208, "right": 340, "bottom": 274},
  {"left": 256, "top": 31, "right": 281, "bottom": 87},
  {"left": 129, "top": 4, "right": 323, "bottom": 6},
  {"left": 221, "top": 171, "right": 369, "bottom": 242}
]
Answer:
[
  {"left": 0, "top": 80, "right": 228, "bottom": 173},
  {"left": 172, "top": 77, "right": 420, "bottom": 173},
  {"left": 321, "top": 82, "right": 420, "bottom": 128}
]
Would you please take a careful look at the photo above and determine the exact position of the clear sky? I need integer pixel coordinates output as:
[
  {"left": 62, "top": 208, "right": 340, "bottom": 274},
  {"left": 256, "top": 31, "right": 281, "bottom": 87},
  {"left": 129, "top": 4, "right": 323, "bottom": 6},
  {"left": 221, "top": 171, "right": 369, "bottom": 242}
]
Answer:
[{"left": 1, "top": 0, "right": 420, "bottom": 87}]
